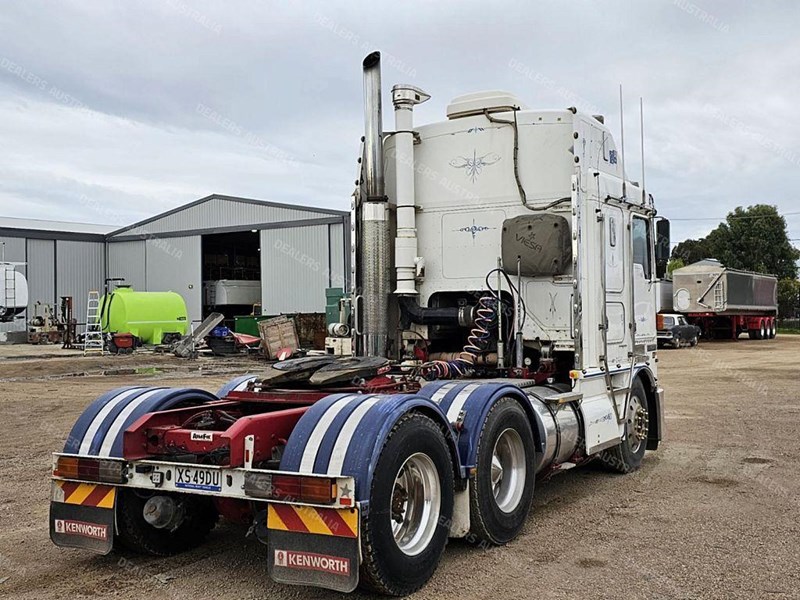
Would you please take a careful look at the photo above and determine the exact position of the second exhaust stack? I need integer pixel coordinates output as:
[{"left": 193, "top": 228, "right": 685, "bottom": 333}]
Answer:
[{"left": 360, "top": 51, "right": 390, "bottom": 357}]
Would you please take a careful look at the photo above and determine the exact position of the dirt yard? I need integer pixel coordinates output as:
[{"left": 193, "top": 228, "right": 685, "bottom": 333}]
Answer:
[{"left": 1, "top": 339, "right": 798, "bottom": 599}]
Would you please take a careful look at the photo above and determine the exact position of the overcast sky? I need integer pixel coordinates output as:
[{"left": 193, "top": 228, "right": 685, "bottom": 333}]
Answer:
[{"left": 1, "top": 0, "right": 798, "bottom": 246}]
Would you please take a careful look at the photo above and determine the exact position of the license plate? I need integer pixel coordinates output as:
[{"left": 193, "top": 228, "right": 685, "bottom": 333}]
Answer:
[{"left": 175, "top": 467, "right": 222, "bottom": 492}]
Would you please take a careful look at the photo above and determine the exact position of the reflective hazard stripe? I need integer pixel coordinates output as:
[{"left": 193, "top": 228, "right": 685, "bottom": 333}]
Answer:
[
  {"left": 54, "top": 481, "right": 116, "bottom": 509},
  {"left": 267, "top": 504, "right": 357, "bottom": 538}
]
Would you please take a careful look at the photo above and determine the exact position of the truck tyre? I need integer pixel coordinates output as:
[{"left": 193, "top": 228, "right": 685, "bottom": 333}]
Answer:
[
  {"left": 469, "top": 398, "right": 535, "bottom": 545},
  {"left": 771, "top": 322, "right": 777, "bottom": 339},
  {"left": 360, "top": 412, "right": 454, "bottom": 596},
  {"left": 690, "top": 335, "right": 698, "bottom": 347},
  {"left": 599, "top": 378, "right": 649, "bottom": 473},
  {"left": 115, "top": 489, "right": 218, "bottom": 556},
  {"left": 760, "top": 322, "right": 767, "bottom": 340}
]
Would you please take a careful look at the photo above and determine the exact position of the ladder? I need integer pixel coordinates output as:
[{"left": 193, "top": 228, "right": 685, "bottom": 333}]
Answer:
[
  {"left": 713, "top": 281, "right": 724, "bottom": 311},
  {"left": 2, "top": 265, "right": 15, "bottom": 321},
  {"left": 83, "top": 291, "right": 104, "bottom": 355}
]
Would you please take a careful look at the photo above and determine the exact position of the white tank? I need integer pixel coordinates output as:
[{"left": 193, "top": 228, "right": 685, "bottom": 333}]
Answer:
[{"left": 0, "top": 264, "right": 28, "bottom": 321}]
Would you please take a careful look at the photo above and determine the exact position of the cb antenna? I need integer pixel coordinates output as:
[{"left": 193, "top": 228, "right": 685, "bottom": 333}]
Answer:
[
  {"left": 640, "top": 96, "right": 646, "bottom": 204},
  {"left": 619, "top": 84, "right": 626, "bottom": 199}
]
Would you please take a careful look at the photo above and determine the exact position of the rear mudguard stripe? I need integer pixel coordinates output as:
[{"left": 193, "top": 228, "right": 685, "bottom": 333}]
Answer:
[
  {"left": 66, "top": 387, "right": 218, "bottom": 458},
  {"left": 87, "top": 387, "right": 166, "bottom": 455},
  {"left": 299, "top": 394, "right": 359, "bottom": 473},
  {"left": 216, "top": 375, "right": 258, "bottom": 397},
  {"left": 74, "top": 387, "right": 145, "bottom": 455},
  {"left": 310, "top": 395, "right": 373, "bottom": 474},
  {"left": 418, "top": 382, "right": 534, "bottom": 468},
  {"left": 281, "top": 393, "right": 461, "bottom": 502},
  {"left": 96, "top": 388, "right": 166, "bottom": 456},
  {"left": 326, "top": 396, "right": 382, "bottom": 476},
  {"left": 280, "top": 393, "right": 360, "bottom": 472}
]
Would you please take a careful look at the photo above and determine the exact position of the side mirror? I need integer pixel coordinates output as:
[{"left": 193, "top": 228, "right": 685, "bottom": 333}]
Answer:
[{"left": 655, "top": 218, "right": 670, "bottom": 279}]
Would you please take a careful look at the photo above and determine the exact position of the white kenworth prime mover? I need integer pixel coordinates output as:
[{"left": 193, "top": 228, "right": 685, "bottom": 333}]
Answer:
[{"left": 49, "top": 52, "right": 668, "bottom": 596}]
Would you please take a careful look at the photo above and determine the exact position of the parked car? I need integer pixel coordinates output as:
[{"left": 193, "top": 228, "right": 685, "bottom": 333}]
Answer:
[{"left": 657, "top": 313, "right": 700, "bottom": 348}]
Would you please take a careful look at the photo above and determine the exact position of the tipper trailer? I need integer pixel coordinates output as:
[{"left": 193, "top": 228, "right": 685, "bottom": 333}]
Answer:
[
  {"left": 672, "top": 259, "right": 778, "bottom": 340},
  {"left": 50, "top": 52, "right": 667, "bottom": 596}
]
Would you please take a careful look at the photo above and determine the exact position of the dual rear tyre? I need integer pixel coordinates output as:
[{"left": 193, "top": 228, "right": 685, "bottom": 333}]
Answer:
[
  {"left": 360, "top": 413, "right": 454, "bottom": 596},
  {"left": 469, "top": 399, "right": 536, "bottom": 545},
  {"left": 361, "top": 400, "right": 537, "bottom": 595}
]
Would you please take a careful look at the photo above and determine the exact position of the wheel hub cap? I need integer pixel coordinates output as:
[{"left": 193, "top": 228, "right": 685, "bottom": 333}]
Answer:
[
  {"left": 390, "top": 453, "right": 441, "bottom": 556},
  {"left": 490, "top": 428, "right": 526, "bottom": 514},
  {"left": 626, "top": 396, "right": 649, "bottom": 454}
]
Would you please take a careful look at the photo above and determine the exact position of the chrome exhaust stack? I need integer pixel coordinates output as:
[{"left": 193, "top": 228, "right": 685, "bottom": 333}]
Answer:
[{"left": 360, "top": 51, "right": 390, "bottom": 357}]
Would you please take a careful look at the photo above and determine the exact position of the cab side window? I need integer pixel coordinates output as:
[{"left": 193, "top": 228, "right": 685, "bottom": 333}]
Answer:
[{"left": 632, "top": 217, "right": 651, "bottom": 279}]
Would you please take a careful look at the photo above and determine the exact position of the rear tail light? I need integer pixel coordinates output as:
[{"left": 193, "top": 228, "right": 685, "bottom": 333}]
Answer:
[
  {"left": 54, "top": 456, "right": 128, "bottom": 484},
  {"left": 244, "top": 472, "right": 337, "bottom": 505}
]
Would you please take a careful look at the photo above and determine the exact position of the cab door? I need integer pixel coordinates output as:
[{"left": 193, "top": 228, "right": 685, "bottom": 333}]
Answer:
[{"left": 631, "top": 216, "right": 656, "bottom": 349}]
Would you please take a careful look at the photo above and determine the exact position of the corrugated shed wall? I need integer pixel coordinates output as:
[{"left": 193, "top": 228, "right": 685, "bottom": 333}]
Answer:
[
  {"left": 261, "top": 225, "right": 331, "bottom": 314},
  {"left": 0, "top": 236, "right": 27, "bottom": 333},
  {"left": 145, "top": 236, "right": 202, "bottom": 324},
  {"left": 108, "top": 240, "right": 146, "bottom": 290},
  {"left": 26, "top": 238, "right": 55, "bottom": 310},
  {"left": 56, "top": 241, "right": 105, "bottom": 328},
  {"left": 116, "top": 198, "right": 337, "bottom": 237},
  {"left": 328, "top": 222, "right": 346, "bottom": 290}
]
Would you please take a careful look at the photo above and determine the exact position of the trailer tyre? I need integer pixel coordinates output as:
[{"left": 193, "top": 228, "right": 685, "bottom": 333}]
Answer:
[
  {"left": 599, "top": 378, "right": 649, "bottom": 473},
  {"left": 115, "top": 489, "right": 218, "bottom": 556},
  {"left": 360, "top": 412, "right": 454, "bottom": 596},
  {"left": 469, "top": 398, "right": 535, "bottom": 545}
]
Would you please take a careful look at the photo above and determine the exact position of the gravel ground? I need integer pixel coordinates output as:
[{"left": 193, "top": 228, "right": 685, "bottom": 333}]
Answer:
[{"left": 0, "top": 337, "right": 798, "bottom": 599}]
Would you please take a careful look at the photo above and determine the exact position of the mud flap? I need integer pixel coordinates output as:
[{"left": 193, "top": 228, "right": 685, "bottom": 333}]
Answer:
[
  {"left": 49, "top": 481, "right": 116, "bottom": 555},
  {"left": 266, "top": 504, "right": 360, "bottom": 593}
]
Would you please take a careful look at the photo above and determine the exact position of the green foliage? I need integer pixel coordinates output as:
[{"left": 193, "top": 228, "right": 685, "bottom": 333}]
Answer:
[
  {"left": 666, "top": 257, "right": 684, "bottom": 277},
  {"left": 778, "top": 278, "right": 800, "bottom": 319},
  {"left": 671, "top": 238, "right": 712, "bottom": 265},
  {"left": 671, "top": 205, "right": 799, "bottom": 279}
]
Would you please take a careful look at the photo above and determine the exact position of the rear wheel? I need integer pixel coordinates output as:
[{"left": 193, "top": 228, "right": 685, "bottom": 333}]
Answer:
[
  {"left": 469, "top": 398, "right": 535, "bottom": 545},
  {"left": 115, "top": 490, "right": 218, "bottom": 555},
  {"left": 770, "top": 320, "right": 777, "bottom": 339},
  {"left": 360, "top": 413, "right": 454, "bottom": 596},
  {"left": 599, "top": 378, "right": 649, "bottom": 473}
]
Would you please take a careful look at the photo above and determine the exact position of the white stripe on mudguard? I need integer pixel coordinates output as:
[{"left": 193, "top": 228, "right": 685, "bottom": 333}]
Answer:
[
  {"left": 98, "top": 389, "right": 164, "bottom": 457},
  {"left": 78, "top": 388, "right": 145, "bottom": 455},
  {"left": 234, "top": 377, "right": 256, "bottom": 391},
  {"left": 446, "top": 383, "right": 482, "bottom": 423},
  {"left": 430, "top": 382, "right": 458, "bottom": 404},
  {"left": 298, "top": 395, "right": 357, "bottom": 473},
  {"left": 326, "top": 396, "right": 382, "bottom": 476}
]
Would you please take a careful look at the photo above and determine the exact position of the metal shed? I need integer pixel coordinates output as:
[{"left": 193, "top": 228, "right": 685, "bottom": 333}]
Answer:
[
  {"left": 106, "top": 194, "right": 350, "bottom": 323},
  {"left": 0, "top": 195, "right": 349, "bottom": 341},
  {"left": 0, "top": 218, "right": 111, "bottom": 339}
]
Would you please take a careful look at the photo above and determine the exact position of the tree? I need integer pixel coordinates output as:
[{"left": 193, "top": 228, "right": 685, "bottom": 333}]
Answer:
[
  {"left": 778, "top": 278, "right": 800, "bottom": 319},
  {"left": 666, "top": 257, "right": 684, "bottom": 278},
  {"left": 671, "top": 238, "right": 712, "bottom": 265},
  {"left": 671, "top": 205, "right": 799, "bottom": 279}
]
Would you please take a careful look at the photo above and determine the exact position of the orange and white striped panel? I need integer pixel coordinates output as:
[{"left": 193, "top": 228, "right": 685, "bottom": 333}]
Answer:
[
  {"left": 52, "top": 481, "right": 116, "bottom": 509},
  {"left": 268, "top": 504, "right": 357, "bottom": 539}
]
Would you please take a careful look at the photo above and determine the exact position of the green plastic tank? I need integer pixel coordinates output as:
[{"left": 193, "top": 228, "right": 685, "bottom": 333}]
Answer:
[{"left": 99, "top": 286, "right": 188, "bottom": 345}]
